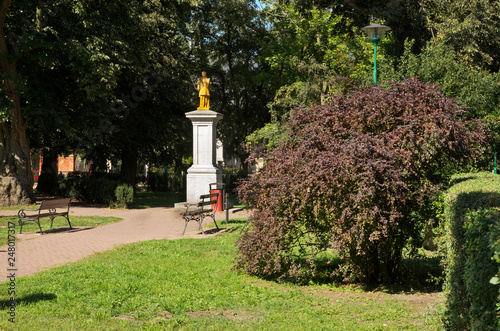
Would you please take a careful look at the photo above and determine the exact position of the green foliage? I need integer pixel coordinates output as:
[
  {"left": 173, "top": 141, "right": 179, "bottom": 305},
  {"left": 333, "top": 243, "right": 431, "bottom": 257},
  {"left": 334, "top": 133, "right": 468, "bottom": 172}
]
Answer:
[
  {"left": 421, "top": 0, "right": 500, "bottom": 71},
  {"left": 57, "top": 176, "right": 132, "bottom": 208},
  {"left": 490, "top": 215, "right": 500, "bottom": 325},
  {"left": 113, "top": 184, "right": 134, "bottom": 209},
  {"left": 441, "top": 172, "right": 500, "bottom": 330},
  {"left": 259, "top": 1, "right": 373, "bottom": 122},
  {"left": 237, "top": 79, "right": 487, "bottom": 285},
  {"left": 387, "top": 39, "right": 500, "bottom": 120},
  {"left": 188, "top": 0, "right": 272, "bottom": 165}
]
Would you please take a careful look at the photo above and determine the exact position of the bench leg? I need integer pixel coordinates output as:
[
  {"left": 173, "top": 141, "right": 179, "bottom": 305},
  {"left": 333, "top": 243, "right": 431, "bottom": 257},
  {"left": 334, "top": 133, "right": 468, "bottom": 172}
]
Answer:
[
  {"left": 18, "top": 219, "right": 24, "bottom": 234},
  {"left": 202, "top": 213, "right": 219, "bottom": 230},
  {"left": 65, "top": 215, "right": 73, "bottom": 229},
  {"left": 182, "top": 219, "right": 189, "bottom": 236},
  {"left": 197, "top": 216, "right": 205, "bottom": 235},
  {"left": 36, "top": 220, "right": 44, "bottom": 235},
  {"left": 50, "top": 215, "right": 72, "bottom": 231}
]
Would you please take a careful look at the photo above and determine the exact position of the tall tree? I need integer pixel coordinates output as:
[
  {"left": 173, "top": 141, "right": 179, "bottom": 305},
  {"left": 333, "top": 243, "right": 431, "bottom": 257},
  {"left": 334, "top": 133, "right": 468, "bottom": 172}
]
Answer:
[
  {"left": 420, "top": 0, "right": 500, "bottom": 72},
  {"left": 188, "top": 0, "right": 273, "bottom": 169},
  {"left": 0, "top": 0, "right": 34, "bottom": 205},
  {"left": 17, "top": 0, "right": 196, "bottom": 188}
]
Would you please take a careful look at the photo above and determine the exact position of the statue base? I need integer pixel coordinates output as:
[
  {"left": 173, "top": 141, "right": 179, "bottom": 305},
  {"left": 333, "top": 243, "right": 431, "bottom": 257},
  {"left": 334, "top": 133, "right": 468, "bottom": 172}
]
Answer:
[{"left": 186, "top": 165, "right": 223, "bottom": 203}]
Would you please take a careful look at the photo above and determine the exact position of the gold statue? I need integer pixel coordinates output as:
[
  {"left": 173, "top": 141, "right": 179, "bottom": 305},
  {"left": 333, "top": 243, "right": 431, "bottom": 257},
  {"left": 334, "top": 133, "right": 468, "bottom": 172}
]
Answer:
[{"left": 197, "top": 71, "right": 211, "bottom": 110}]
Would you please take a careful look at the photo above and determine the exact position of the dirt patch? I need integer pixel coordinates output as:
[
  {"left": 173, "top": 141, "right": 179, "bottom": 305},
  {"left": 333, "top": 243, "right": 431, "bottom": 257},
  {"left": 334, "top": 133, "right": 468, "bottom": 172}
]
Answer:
[
  {"left": 185, "top": 309, "right": 259, "bottom": 321},
  {"left": 158, "top": 310, "right": 173, "bottom": 319},
  {"left": 302, "top": 286, "right": 444, "bottom": 313}
]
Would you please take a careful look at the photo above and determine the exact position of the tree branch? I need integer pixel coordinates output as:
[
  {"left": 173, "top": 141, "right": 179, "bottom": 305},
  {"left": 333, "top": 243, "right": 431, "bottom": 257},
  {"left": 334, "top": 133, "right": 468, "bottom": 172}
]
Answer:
[{"left": 342, "top": 0, "right": 370, "bottom": 15}]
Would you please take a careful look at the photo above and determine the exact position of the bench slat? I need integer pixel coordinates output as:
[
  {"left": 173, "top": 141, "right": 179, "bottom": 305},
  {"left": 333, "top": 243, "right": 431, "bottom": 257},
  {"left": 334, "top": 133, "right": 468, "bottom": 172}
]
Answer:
[
  {"left": 199, "top": 193, "right": 219, "bottom": 200},
  {"left": 181, "top": 193, "right": 219, "bottom": 236},
  {"left": 40, "top": 198, "right": 72, "bottom": 210}
]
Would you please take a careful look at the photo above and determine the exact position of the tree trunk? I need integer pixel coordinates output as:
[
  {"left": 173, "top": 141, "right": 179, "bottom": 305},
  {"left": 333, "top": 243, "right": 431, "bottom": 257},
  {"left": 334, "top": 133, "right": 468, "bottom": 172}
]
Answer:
[
  {"left": 0, "top": 0, "right": 34, "bottom": 206},
  {"left": 37, "top": 148, "right": 58, "bottom": 194},
  {"left": 120, "top": 148, "right": 138, "bottom": 187}
]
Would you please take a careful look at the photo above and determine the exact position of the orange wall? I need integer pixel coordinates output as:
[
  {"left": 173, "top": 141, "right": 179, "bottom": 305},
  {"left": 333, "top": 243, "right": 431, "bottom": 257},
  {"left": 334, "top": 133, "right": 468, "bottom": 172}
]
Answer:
[{"left": 57, "top": 154, "right": 75, "bottom": 172}]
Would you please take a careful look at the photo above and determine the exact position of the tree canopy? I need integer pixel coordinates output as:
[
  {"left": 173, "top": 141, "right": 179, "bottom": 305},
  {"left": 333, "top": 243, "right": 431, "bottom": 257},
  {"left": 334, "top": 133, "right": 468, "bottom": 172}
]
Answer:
[{"left": 1, "top": 0, "right": 499, "bottom": 205}]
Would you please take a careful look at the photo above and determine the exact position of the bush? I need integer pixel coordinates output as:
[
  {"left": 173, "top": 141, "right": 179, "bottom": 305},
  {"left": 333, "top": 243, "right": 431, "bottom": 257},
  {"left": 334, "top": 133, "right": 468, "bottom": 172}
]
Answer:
[
  {"left": 441, "top": 172, "right": 500, "bottom": 330},
  {"left": 236, "top": 79, "right": 487, "bottom": 284},
  {"left": 113, "top": 184, "right": 134, "bottom": 208},
  {"left": 57, "top": 177, "right": 133, "bottom": 208}
]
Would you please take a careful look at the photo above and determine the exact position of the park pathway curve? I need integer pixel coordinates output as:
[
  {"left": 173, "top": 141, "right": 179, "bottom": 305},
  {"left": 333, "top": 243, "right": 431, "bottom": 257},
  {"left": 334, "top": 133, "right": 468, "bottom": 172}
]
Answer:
[{"left": 0, "top": 206, "right": 249, "bottom": 279}]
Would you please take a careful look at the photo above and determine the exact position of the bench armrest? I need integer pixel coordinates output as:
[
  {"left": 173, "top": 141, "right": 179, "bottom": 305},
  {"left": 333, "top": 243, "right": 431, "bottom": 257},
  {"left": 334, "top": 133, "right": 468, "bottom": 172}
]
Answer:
[
  {"left": 183, "top": 203, "right": 199, "bottom": 214},
  {"left": 18, "top": 207, "right": 40, "bottom": 218}
]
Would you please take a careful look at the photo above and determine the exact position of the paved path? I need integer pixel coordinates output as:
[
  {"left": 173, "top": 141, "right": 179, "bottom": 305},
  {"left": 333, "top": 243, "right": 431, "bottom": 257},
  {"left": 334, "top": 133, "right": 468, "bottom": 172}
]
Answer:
[{"left": 0, "top": 206, "right": 250, "bottom": 279}]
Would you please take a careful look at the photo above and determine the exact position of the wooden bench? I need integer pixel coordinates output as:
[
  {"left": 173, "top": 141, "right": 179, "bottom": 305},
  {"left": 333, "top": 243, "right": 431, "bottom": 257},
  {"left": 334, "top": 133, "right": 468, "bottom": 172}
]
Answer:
[
  {"left": 181, "top": 193, "right": 220, "bottom": 236},
  {"left": 18, "top": 198, "right": 73, "bottom": 235}
]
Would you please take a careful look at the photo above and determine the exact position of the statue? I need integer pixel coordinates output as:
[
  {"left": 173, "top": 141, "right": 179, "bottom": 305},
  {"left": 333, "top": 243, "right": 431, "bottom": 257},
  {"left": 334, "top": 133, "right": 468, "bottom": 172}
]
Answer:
[{"left": 197, "top": 71, "right": 211, "bottom": 110}]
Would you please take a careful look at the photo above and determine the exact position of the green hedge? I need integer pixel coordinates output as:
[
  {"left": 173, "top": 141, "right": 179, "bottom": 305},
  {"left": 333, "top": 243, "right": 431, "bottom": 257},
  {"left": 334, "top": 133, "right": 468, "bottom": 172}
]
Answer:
[
  {"left": 442, "top": 172, "right": 500, "bottom": 330},
  {"left": 57, "top": 177, "right": 133, "bottom": 208},
  {"left": 490, "top": 215, "right": 500, "bottom": 327}
]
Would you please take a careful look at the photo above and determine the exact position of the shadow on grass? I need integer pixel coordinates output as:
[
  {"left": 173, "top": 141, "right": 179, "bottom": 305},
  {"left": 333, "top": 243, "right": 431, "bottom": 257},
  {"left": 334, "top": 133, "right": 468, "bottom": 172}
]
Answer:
[
  {"left": 129, "top": 192, "right": 185, "bottom": 209},
  {"left": 254, "top": 251, "right": 443, "bottom": 294},
  {"left": 0, "top": 293, "right": 57, "bottom": 308}
]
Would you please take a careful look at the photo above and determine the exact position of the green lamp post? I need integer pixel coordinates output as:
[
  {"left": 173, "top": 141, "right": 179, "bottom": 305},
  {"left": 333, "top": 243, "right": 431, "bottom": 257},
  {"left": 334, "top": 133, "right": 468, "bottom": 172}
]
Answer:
[{"left": 361, "top": 23, "right": 391, "bottom": 86}]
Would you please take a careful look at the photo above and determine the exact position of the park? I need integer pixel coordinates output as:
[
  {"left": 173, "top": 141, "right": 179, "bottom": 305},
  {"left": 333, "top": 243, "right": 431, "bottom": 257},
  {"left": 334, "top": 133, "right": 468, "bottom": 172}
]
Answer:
[{"left": 1, "top": 0, "right": 500, "bottom": 329}]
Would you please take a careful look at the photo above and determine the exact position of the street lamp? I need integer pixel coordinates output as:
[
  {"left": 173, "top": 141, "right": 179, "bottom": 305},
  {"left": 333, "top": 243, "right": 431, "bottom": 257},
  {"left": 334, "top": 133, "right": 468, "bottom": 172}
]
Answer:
[{"left": 361, "top": 23, "right": 391, "bottom": 86}]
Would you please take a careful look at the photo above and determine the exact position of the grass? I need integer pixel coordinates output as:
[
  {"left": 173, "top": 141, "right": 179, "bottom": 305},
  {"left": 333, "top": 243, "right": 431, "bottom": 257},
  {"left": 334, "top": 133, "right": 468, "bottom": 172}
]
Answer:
[
  {"left": 228, "top": 195, "right": 245, "bottom": 208},
  {"left": 0, "top": 221, "right": 444, "bottom": 330},
  {"left": 0, "top": 216, "right": 122, "bottom": 244},
  {"left": 0, "top": 204, "right": 38, "bottom": 211},
  {"left": 129, "top": 192, "right": 185, "bottom": 209}
]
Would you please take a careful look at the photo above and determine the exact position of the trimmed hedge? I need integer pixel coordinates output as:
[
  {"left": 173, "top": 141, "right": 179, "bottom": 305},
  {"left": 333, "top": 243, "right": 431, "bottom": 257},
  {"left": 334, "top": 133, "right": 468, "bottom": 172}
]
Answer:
[
  {"left": 57, "top": 177, "right": 133, "bottom": 208},
  {"left": 442, "top": 172, "right": 500, "bottom": 330}
]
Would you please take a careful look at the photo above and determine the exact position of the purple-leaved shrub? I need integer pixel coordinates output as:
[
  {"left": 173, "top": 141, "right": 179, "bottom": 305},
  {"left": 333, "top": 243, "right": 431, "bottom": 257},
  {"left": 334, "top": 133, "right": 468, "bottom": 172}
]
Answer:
[{"left": 236, "top": 79, "right": 487, "bottom": 284}]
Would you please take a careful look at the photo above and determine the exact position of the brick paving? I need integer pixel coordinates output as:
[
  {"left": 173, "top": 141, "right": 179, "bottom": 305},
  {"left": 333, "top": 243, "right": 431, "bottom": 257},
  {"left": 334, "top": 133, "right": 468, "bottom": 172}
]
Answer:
[{"left": 0, "top": 206, "right": 250, "bottom": 279}]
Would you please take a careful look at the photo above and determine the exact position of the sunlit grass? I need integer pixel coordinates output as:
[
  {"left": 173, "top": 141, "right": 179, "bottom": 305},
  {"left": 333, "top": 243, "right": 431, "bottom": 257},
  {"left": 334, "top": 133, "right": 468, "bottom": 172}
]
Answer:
[{"left": 0, "top": 221, "right": 444, "bottom": 330}]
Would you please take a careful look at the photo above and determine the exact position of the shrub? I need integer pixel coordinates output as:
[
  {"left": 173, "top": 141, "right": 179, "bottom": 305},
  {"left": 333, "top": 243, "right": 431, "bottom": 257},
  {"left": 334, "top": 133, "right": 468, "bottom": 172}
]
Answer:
[
  {"left": 236, "top": 79, "right": 487, "bottom": 284},
  {"left": 113, "top": 184, "right": 134, "bottom": 208},
  {"left": 57, "top": 177, "right": 133, "bottom": 208},
  {"left": 441, "top": 172, "right": 500, "bottom": 330}
]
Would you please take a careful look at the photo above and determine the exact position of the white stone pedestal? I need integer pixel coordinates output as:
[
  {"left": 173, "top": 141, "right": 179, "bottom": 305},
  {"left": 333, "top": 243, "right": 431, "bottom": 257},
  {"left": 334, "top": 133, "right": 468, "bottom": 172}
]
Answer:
[{"left": 185, "top": 109, "right": 223, "bottom": 203}]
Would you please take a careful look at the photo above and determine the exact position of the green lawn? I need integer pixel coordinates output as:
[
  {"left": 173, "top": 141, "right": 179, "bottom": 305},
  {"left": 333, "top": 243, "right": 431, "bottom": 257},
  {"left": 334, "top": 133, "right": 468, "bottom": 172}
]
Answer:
[
  {"left": 0, "top": 216, "right": 122, "bottom": 244},
  {"left": 0, "top": 204, "right": 38, "bottom": 211},
  {"left": 129, "top": 192, "right": 186, "bottom": 209},
  {"left": 0, "top": 222, "right": 444, "bottom": 330}
]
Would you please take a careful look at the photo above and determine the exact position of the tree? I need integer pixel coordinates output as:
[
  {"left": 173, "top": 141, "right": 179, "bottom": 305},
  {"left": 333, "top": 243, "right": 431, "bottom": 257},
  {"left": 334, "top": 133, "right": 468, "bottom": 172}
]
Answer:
[
  {"left": 386, "top": 39, "right": 500, "bottom": 120},
  {"left": 0, "top": 0, "right": 37, "bottom": 206},
  {"left": 339, "top": 0, "right": 431, "bottom": 56},
  {"left": 188, "top": 0, "right": 273, "bottom": 169},
  {"left": 420, "top": 0, "right": 500, "bottom": 72},
  {"left": 236, "top": 79, "right": 487, "bottom": 284},
  {"left": 246, "top": 0, "right": 375, "bottom": 154}
]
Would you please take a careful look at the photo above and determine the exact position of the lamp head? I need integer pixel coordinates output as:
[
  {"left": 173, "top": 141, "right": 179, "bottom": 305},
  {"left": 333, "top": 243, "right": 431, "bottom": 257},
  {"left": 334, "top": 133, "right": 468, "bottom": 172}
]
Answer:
[{"left": 361, "top": 24, "right": 391, "bottom": 42}]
